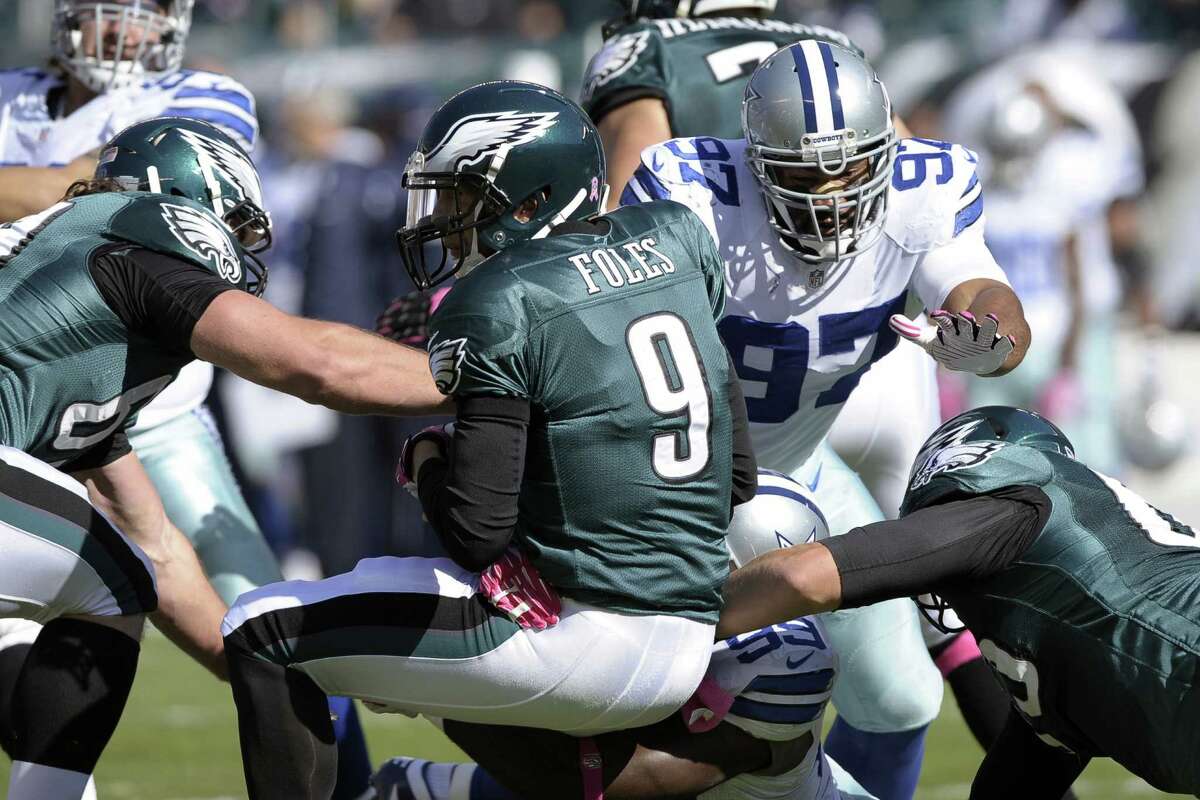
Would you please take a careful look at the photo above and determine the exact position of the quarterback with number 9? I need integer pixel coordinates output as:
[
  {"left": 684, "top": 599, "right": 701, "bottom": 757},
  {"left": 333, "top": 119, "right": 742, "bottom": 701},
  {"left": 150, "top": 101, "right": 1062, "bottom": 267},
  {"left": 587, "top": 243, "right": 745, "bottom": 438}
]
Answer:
[{"left": 221, "top": 81, "right": 757, "bottom": 799}]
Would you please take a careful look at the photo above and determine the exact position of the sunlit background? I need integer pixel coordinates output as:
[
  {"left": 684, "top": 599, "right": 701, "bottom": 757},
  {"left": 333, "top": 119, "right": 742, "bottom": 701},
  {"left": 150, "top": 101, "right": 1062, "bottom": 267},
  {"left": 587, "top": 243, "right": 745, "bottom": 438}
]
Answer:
[{"left": 3, "top": 4, "right": 1200, "bottom": 794}]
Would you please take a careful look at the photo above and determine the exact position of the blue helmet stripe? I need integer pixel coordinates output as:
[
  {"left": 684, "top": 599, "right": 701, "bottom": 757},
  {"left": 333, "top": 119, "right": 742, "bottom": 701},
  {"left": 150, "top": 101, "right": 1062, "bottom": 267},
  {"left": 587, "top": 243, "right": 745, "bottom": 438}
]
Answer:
[
  {"left": 818, "top": 42, "right": 845, "bottom": 130},
  {"left": 791, "top": 45, "right": 819, "bottom": 132},
  {"left": 754, "top": 486, "right": 829, "bottom": 529}
]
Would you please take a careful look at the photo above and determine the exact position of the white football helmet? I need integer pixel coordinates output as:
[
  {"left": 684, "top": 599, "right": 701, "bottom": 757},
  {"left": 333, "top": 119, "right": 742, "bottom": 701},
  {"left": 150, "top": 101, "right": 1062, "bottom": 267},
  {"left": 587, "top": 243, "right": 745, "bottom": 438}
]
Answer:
[
  {"left": 726, "top": 469, "right": 829, "bottom": 568},
  {"left": 53, "top": 0, "right": 194, "bottom": 93}
]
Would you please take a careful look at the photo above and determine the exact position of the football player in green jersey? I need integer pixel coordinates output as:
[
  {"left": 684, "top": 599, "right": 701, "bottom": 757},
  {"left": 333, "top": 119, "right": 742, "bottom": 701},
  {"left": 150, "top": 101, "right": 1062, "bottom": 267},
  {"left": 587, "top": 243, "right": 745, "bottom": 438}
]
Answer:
[
  {"left": 0, "top": 117, "right": 445, "bottom": 799},
  {"left": 220, "top": 80, "right": 757, "bottom": 800},
  {"left": 718, "top": 405, "right": 1200, "bottom": 798},
  {"left": 581, "top": 0, "right": 862, "bottom": 206}
]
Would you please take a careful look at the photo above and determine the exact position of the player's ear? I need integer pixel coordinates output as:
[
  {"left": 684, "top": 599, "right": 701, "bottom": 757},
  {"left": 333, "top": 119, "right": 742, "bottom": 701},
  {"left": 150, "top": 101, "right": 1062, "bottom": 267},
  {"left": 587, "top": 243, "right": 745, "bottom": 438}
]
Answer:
[{"left": 513, "top": 188, "right": 550, "bottom": 224}]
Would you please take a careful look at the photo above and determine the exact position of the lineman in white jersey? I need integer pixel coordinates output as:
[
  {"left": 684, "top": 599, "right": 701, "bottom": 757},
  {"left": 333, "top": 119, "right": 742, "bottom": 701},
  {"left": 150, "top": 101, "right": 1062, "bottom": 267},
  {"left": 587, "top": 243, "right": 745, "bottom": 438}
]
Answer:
[
  {"left": 0, "top": 3, "right": 372, "bottom": 798},
  {"left": 622, "top": 42, "right": 1029, "bottom": 798},
  {"left": 371, "top": 471, "right": 876, "bottom": 800}
]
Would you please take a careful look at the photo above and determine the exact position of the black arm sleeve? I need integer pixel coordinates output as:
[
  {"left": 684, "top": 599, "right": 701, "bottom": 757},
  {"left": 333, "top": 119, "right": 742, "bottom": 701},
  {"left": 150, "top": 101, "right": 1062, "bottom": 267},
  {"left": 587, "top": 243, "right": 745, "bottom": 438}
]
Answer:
[
  {"left": 59, "top": 430, "right": 132, "bottom": 473},
  {"left": 89, "top": 246, "right": 238, "bottom": 356},
  {"left": 416, "top": 396, "right": 530, "bottom": 572},
  {"left": 822, "top": 485, "right": 1051, "bottom": 609},
  {"left": 726, "top": 351, "right": 757, "bottom": 510},
  {"left": 586, "top": 86, "right": 670, "bottom": 127},
  {"left": 970, "top": 709, "right": 1089, "bottom": 800}
]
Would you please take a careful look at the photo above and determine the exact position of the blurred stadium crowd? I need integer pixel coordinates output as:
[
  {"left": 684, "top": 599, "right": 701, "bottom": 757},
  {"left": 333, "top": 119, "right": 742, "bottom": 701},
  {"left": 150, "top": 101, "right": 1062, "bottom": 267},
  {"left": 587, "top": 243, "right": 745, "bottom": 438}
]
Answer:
[{"left": 6, "top": 0, "right": 1199, "bottom": 577}]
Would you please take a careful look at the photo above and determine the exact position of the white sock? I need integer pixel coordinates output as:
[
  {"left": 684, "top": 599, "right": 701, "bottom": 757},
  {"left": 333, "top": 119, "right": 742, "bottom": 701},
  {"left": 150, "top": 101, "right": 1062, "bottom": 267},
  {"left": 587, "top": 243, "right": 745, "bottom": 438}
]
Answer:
[
  {"left": 8, "top": 761, "right": 91, "bottom": 800},
  {"left": 83, "top": 774, "right": 99, "bottom": 800}
]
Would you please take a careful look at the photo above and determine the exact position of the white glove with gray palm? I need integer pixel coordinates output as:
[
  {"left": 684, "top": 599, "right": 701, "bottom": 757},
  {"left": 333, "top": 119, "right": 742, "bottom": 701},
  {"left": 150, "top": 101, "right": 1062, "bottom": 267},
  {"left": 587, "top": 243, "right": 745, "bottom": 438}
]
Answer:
[{"left": 890, "top": 310, "right": 1015, "bottom": 375}]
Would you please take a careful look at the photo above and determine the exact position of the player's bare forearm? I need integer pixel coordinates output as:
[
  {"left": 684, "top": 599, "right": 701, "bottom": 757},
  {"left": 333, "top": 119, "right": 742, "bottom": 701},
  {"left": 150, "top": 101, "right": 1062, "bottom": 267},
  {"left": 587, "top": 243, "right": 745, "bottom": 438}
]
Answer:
[
  {"left": 0, "top": 156, "right": 98, "bottom": 221},
  {"left": 942, "top": 278, "right": 1030, "bottom": 376},
  {"left": 193, "top": 290, "right": 453, "bottom": 416},
  {"left": 715, "top": 542, "right": 842, "bottom": 639},
  {"left": 444, "top": 711, "right": 772, "bottom": 799},
  {"left": 598, "top": 97, "right": 672, "bottom": 211},
  {"left": 76, "top": 453, "right": 229, "bottom": 679}
]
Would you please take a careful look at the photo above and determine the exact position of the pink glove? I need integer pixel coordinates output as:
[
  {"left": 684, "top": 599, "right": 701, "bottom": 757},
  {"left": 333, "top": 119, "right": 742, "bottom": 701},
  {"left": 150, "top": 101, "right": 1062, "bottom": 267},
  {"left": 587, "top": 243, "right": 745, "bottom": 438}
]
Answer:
[
  {"left": 1036, "top": 370, "right": 1083, "bottom": 421},
  {"left": 395, "top": 423, "right": 454, "bottom": 494},
  {"left": 375, "top": 286, "right": 451, "bottom": 347},
  {"left": 680, "top": 676, "right": 736, "bottom": 733},
  {"left": 478, "top": 548, "right": 562, "bottom": 630}
]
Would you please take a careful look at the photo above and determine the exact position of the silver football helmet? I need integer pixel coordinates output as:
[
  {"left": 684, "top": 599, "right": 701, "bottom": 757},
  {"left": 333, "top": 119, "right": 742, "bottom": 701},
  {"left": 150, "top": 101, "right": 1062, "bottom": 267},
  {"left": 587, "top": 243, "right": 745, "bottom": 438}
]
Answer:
[
  {"left": 743, "top": 42, "right": 896, "bottom": 285},
  {"left": 53, "top": 0, "right": 194, "bottom": 94},
  {"left": 726, "top": 469, "right": 829, "bottom": 569},
  {"left": 984, "top": 89, "right": 1054, "bottom": 190}
]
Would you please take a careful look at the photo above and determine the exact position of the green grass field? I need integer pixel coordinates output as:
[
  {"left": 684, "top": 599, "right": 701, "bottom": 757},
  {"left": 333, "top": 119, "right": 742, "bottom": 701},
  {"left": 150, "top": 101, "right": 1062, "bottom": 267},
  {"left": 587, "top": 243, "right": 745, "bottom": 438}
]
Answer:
[{"left": 0, "top": 631, "right": 1188, "bottom": 799}]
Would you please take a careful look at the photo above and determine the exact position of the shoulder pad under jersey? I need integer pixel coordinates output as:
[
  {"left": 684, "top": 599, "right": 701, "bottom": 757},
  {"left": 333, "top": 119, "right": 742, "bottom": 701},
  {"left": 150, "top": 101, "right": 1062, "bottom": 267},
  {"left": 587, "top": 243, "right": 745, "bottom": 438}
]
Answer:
[
  {"left": 885, "top": 138, "right": 985, "bottom": 253},
  {"left": 581, "top": 21, "right": 664, "bottom": 120},
  {"left": 150, "top": 69, "right": 259, "bottom": 152},
  {"left": 0, "top": 67, "right": 56, "bottom": 106},
  {"left": 101, "top": 192, "right": 248, "bottom": 289}
]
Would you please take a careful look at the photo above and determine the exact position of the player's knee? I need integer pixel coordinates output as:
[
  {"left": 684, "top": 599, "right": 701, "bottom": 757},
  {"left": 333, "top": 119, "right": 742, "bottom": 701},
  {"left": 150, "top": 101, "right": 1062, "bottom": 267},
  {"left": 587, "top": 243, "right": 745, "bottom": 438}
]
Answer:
[{"left": 835, "top": 646, "right": 943, "bottom": 731}]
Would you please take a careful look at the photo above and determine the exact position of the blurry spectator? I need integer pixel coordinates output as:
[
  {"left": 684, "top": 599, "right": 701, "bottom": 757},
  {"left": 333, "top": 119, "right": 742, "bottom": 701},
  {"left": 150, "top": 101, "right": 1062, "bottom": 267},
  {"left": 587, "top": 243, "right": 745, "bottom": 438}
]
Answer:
[{"left": 944, "top": 52, "right": 1145, "bottom": 475}]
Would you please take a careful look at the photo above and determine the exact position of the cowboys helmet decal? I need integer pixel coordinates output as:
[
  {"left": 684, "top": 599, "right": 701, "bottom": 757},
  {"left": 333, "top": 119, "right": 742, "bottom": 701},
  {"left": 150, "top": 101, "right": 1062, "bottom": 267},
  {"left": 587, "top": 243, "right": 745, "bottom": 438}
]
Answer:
[
  {"left": 424, "top": 111, "right": 559, "bottom": 173},
  {"left": 428, "top": 335, "right": 468, "bottom": 395},
  {"left": 161, "top": 203, "right": 243, "bottom": 284},
  {"left": 174, "top": 126, "right": 264, "bottom": 212},
  {"left": 582, "top": 30, "right": 651, "bottom": 101},
  {"left": 909, "top": 418, "right": 1006, "bottom": 491}
]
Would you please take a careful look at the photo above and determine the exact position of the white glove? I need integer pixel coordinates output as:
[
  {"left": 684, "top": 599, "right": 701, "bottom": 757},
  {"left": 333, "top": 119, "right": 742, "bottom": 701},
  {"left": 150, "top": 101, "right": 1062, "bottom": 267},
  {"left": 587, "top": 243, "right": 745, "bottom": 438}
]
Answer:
[{"left": 890, "top": 310, "right": 1015, "bottom": 375}]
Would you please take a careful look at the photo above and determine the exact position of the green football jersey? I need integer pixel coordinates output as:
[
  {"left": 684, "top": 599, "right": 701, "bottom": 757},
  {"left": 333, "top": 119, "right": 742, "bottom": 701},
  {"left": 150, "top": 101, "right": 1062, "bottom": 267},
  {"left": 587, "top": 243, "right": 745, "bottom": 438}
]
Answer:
[
  {"left": 427, "top": 199, "right": 733, "bottom": 623},
  {"left": 581, "top": 16, "right": 862, "bottom": 138},
  {"left": 903, "top": 443, "right": 1200, "bottom": 794},
  {"left": 0, "top": 191, "right": 246, "bottom": 469}
]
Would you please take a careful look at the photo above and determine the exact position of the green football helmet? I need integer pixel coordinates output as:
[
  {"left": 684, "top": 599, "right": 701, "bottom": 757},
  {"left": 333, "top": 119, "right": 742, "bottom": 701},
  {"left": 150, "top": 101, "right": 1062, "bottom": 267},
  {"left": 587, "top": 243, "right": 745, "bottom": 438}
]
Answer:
[
  {"left": 95, "top": 116, "right": 270, "bottom": 295},
  {"left": 397, "top": 81, "right": 606, "bottom": 290},
  {"left": 924, "top": 406, "right": 1075, "bottom": 459}
]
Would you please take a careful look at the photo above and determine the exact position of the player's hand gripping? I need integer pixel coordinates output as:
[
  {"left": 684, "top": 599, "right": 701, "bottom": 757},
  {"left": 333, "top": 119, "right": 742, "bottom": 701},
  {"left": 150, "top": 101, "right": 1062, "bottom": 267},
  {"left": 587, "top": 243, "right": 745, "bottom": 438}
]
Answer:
[
  {"left": 395, "top": 423, "right": 454, "bottom": 496},
  {"left": 479, "top": 548, "right": 562, "bottom": 630},
  {"left": 890, "top": 310, "right": 1015, "bottom": 375},
  {"left": 375, "top": 286, "right": 451, "bottom": 347}
]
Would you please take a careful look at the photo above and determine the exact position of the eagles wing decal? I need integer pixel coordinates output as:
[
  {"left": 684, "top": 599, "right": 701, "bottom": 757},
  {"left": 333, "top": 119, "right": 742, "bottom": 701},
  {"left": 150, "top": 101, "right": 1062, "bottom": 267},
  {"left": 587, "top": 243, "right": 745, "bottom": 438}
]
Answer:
[
  {"left": 160, "top": 203, "right": 243, "bottom": 284},
  {"left": 909, "top": 418, "right": 1005, "bottom": 490},
  {"left": 175, "top": 126, "right": 265, "bottom": 210},
  {"left": 582, "top": 31, "right": 651, "bottom": 100},
  {"left": 428, "top": 336, "right": 468, "bottom": 395},
  {"left": 423, "top": 111, "right": 559, "bottom": 172}
]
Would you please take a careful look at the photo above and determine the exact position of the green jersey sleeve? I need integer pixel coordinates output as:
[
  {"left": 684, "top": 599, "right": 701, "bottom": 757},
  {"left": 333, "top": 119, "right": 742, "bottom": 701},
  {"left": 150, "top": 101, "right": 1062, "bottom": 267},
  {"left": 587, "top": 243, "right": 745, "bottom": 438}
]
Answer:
[
  {"left": 427, "top": 286, "right": 530, "bottom": 400},
  {"left": 103, "top": 193, "right": 250, "bottom": 291},
  {"left": 581, "top": 25, "right": 665, "bottom": 124},
  {"left": 902, "top": 442, "right": 1055, "bottom": 516}
]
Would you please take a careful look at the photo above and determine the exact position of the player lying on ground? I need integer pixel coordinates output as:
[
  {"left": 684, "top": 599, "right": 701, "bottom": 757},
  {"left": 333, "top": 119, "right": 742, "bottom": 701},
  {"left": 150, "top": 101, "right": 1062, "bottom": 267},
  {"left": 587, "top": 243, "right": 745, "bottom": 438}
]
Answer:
[
  {"left": 0, "top": 117, "right": 445, "bottom": 800},
  {"left": 717, "top": 406, "right": 1200, "bottom": 799},
  {"left": 370, "top": 469, "right": 877, "bottom": 800},
  {"left": 220, "top": 80, "right": 757, "bottom": 800}
]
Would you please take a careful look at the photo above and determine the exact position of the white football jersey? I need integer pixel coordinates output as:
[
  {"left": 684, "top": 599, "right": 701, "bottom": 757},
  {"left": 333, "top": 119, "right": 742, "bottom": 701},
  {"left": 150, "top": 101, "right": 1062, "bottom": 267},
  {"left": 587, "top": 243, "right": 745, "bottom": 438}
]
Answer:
[
  {"left": 700, "top": 616, "right": 840, "bottom": 800},
  {"left": 622, "top": 136, "right": 1007, "bottom": 471},
  {"left": 0, "top": 67, "right": 259, "bottom": 430}
]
